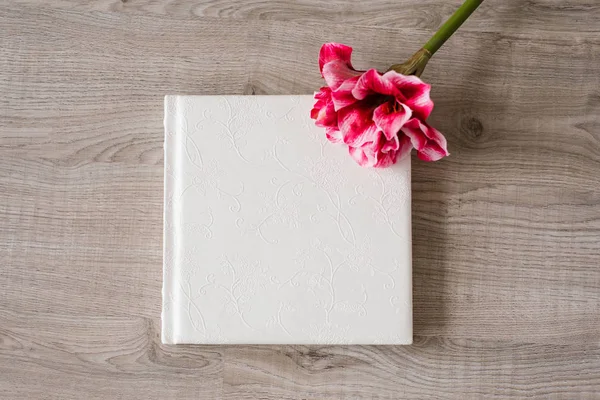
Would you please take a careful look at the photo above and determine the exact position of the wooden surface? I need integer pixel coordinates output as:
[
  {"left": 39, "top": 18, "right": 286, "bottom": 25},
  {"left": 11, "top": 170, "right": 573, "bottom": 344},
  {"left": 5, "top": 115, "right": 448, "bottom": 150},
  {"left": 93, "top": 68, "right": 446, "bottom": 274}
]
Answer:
[{"left": 1, "top": 0, "right": 599, "bottom": 398}]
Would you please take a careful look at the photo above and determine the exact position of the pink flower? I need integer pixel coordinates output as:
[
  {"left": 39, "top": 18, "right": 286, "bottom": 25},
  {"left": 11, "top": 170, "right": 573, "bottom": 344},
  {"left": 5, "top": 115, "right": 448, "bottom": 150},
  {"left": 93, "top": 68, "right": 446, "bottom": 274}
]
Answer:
[{"left": 311, "top": 43, "right": 449, "bottom": 167}]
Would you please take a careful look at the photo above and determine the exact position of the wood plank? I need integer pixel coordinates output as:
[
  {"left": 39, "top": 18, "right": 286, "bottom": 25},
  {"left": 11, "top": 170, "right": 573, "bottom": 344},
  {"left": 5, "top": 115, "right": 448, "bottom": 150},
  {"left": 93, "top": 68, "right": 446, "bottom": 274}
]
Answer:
[
  {"left": 0, "top": 310, "right": 223, "bottom": 400},
  {"left": 7, "top": 0, "right": 600, "bottom": 34},
  {"left": 223, "top": 340, "right": 600, "bottom": 399},
  {"left": 2, "top": 311, "right": 599, "bottom": 399},
  {"left": 0, "top": 157, "right": 163, "bottom": 318}
]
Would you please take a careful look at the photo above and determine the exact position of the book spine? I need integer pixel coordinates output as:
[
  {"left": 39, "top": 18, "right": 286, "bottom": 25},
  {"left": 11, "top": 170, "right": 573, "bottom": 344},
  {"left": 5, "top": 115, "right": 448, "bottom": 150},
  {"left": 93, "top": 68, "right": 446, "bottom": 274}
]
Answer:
[{"left": 162, "top": 96, "right": 179, "bottom": 344}]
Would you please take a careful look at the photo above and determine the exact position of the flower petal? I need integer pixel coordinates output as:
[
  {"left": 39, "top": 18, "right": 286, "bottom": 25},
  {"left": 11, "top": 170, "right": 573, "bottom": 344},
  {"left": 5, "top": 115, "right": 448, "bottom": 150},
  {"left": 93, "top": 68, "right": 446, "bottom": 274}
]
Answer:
[
  {"left": 380, "top": 134, "right": 399, "bottom": 153},
  {"left": 373, "top": 133, "right": 401, "bottom": 167},
  {"left": 396, "top": 134, "right": 413, "bottom": 161},
  {"left": 416, "top": 142, "right": 448, "bottom": 162},
  {"left": 325, "top": 127, "right": 343, "bottom": 144},
  {"left": 311, "top": 105, "right": 321, "bottom": 120},
  {"left": 319, "top": 43, "right": 354, "bottom": 74},
  {"left": 313, "top": 102, "right": 337, "bottom": 128},
  {"left": 331, "top": 75, "right": 360, "bottom": 111},
  {"left": 348, "top": 145, "right": 372, "bottom": 167},
  {"left": 372, "top": 100, "right": 412, "bottom": 140},
  {"left": 401, "top": 119, "right": 427, "bottom": 150},
  {"left": 352, "top": 69, "right": 397, "bottom": 100},
  {"left": 311, "top": 87, "right": 337, "bottom": 128},
  {"left": 322, "top": 60, "right": 362, "bottom": 91},
  {"left": 338, "top": 102, "right": 379, "bottom": 147},
  {"left": 384, "top": 71, "right": 434, "bottom": 120},
  {"left": 401, "top": 118, "right": 449, "bottom": 161},
  {"left": 373, "top": 151, "right": 398, "bottom": 168},
  {"left": 314, "top": 86, "right": 331, "bottom": 101},
  {"left": 311, "top": 90, "right": 328, "bottom": 119},
  {"left": 348, "top": 133, "right": 400, "bottom": 168}
]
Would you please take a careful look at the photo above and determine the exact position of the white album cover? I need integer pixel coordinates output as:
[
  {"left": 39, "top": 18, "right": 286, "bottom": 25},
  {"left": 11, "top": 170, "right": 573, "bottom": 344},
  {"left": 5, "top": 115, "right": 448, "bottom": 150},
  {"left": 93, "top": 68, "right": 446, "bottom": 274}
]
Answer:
[{"left": 163, "top": 95, "right": 412, "bottom": 344}]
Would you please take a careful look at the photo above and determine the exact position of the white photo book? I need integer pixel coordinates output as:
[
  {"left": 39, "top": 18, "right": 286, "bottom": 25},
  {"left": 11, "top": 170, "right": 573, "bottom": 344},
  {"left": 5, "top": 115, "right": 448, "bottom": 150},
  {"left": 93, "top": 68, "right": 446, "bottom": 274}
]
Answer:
[{"left": 163, "top": 95, "right": 412, "bottom": 344}]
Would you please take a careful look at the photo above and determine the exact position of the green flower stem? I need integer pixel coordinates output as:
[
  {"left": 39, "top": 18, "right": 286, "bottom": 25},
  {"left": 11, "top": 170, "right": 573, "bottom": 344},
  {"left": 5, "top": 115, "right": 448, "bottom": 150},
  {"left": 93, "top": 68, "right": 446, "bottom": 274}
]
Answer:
[
  {"left": 388, "top": 0, "right": 484, "bottom": 76},
  {"left": 423, "top": 0, "right": 484, "bottom": 56}
]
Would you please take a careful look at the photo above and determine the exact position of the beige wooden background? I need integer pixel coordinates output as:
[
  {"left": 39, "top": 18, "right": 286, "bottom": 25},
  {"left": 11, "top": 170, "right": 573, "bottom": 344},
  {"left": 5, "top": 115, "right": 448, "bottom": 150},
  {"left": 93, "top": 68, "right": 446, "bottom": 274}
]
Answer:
[{"left": 1, "top": 0, "right": 600, "bottom": 398}]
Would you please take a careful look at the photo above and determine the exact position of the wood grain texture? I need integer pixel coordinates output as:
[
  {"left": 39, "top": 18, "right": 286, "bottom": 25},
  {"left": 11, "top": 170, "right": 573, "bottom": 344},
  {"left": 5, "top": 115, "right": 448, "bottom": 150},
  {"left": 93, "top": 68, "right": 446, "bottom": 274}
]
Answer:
[{"left": 1, "top": 0, "right": 600, "bottom": 398}]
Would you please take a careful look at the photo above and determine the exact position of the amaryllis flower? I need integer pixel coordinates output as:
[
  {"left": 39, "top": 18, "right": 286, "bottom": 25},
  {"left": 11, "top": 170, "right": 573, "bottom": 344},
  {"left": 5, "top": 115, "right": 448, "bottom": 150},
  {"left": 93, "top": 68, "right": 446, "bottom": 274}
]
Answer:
[{"left": 311, "top": 43, "right": 449, "bottom": 167}]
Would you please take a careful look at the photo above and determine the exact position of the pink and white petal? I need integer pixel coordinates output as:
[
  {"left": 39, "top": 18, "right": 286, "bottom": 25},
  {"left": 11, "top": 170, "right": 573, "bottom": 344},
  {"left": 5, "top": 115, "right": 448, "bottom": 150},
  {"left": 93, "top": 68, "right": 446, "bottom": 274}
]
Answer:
[
  {"left": 372, "top": 133, "right": 398, "bottom": 167},
  {"left": 420, "top": 120, "right": 448, "bottom": 149},
  {"left": 373, "top": 151, "right": 398, "bottom": 168},
  {"left": 400, "top": 118, "right": 429, "bottom": 151},
  {"left": 314, "top": 87, "right": 331, "bottom": 101},
  {"left": 322, "top": 60, "right": 363, "bottom": 91},
  {"left": 331, "top": 75, "right": 360, "bottom": 111},
  {"left": 319, "top": 43, "right": 354, "bottom": 74},
  {"left": 325, "top": 127, "right": 343, "bottom": 144},
  {"left": 380, "top": 134, "right": 400, "bottom": 153},
  {"left": 401, "top": 118, "right": 449, "bottom": 161},
  {"left": 314, "top": 101, "right": 337, "bottom": 128},
  {"left": 311, "top": 96, "right": 327, "bottom": 120},
  {"left": 349, "top": 146, "right": 376, "bottom": 167},
  {"left": 368, "top": 134, "right": 397, "bottom": 167},
  {"left": 405, "top": 90, "right": 434, "bottom": 121},
  {"left": 416, "top": 142, "right": 448, "bottom": 161},
  {"left": 349, "top": 132, "right": 401, "bottom": 168},
  {"left": 352, "top": 69, "right": 397, "bottom": 100},
  {"left": 395, "top": 134, "right": 413, "bottom": 161},
  {"left": 384, "top": 71, "right": 434, "bottom": 119},
  {"left": 411, "top": 119, "right": 448, "bottom": 152},
  {"left": 372, "top": 101, "right": 412, "bottom": 140},
  {"left": 310, "top": 105, "right": 320, "bottom": 120},
  {"left": 311, "top": 88, "right": 337, "bottom": 126},
  {"left": 338, "top": 103, "right": 379, "bottom": 147}
]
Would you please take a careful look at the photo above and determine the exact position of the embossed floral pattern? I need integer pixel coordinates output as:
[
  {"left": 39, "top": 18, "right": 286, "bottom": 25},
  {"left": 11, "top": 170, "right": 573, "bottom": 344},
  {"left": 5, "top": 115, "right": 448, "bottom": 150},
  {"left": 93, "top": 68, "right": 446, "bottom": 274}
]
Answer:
[
  {"left": 301, "top": 157, "right": 348, "bottom": 193},
  {"left": 163, "top": 95, "right": 412, "bottom": 344}
]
